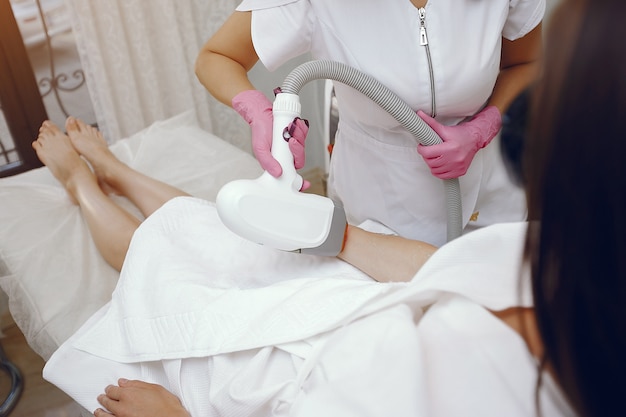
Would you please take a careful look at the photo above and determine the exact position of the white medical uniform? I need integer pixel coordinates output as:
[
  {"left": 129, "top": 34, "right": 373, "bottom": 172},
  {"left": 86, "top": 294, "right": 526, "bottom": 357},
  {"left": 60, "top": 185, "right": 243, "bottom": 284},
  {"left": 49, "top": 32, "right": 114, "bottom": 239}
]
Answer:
[
  {"left": 237, "top": 0, "right": 545, "bottom": 246},
  {"left": 44, "top": 198, "right": 576, "bottom": 416}
]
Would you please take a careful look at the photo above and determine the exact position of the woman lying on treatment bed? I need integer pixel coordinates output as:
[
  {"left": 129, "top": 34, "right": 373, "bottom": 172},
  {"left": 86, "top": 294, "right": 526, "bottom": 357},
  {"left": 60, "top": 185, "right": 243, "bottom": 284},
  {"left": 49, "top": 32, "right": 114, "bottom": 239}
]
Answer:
[{"left": 34, "top": 0, "right": 624, "bottom": 415}]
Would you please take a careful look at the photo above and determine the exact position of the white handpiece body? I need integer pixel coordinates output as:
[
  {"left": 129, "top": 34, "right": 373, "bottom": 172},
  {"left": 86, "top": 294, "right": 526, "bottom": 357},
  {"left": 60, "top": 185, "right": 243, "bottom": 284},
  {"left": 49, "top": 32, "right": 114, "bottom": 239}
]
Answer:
[{"left": 216, "top": 93, "right": 347, "bottom": 255}]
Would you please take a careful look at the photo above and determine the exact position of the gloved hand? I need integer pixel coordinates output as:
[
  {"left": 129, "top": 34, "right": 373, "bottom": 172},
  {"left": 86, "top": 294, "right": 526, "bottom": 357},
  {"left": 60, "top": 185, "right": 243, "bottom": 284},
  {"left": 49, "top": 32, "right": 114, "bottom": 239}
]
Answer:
[
  {"left": 417, "top": 106, "right": 502, "bottom": 179},
  {"left": 232, "top": 89, "right": 309, "bottom": 178}
]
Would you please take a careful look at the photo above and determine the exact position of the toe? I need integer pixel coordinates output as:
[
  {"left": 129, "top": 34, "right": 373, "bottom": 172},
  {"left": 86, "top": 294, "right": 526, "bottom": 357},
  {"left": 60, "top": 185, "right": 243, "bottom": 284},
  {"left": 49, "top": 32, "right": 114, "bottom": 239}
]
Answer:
[
  {"left": 74, "top": 117, "right": 89, "bottom": 132},
  {"left": 42, "top": 120, "right": 63, "bottom": 136},
  {"left": 65, "top": 116, "right": 78, "bottom": 132}
]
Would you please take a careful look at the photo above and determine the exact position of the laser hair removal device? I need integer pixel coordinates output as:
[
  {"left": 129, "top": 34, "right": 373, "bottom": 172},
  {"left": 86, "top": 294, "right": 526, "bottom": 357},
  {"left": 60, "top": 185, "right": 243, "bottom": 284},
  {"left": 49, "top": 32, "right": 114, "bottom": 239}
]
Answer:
[
  {"left": 217, "top": 60, "right": 463, "bottom": 255},
  {"left": 216, "top": 92, "right": 348, "bottom": 256}
]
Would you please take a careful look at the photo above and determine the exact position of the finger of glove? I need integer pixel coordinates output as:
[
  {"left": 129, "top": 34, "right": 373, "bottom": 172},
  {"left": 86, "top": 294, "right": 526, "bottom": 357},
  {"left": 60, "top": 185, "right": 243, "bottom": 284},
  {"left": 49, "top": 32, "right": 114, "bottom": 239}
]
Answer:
[
  {"left": 418, "top": 145, "right": 471, "bottom": 178},
  {"left": 429, "top": 154, "right": 472, "bottom": 178},
  {"left": 254, "top": 150, "right": 283, "bottom": 177},
  {"left": 288, "top": 117, "right": 309, "bottom": 145},
  {"left": 250, "top": 108, "right": 283, "bottom": 177},
  {"left": 417, "top": 141, "right": 457, "bottom": 159},
  {"left": 417, "top": 110, "right": 450, "bottom": 140},
  {"left": 432, "top": 157, "right": 472, "bottom": 177},
  {"left": 300, "top": 179, "right": 311, "bottom": 191},
  {"left": 287, "top": 118, "right": 309, "bottom": 169},
  {"left": 288, "top": 137, "right": 306, "bottom": 169}
]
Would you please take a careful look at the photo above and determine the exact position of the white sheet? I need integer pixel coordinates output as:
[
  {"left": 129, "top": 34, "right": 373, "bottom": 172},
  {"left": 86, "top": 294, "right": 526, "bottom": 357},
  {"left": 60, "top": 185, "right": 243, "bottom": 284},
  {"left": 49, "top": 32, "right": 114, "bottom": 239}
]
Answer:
[
  {"left": 0, "top": 111, "right": 262, "bottom": 359},
  {"left": 43, "top": 202, "right": 574, "bottom": 416}
]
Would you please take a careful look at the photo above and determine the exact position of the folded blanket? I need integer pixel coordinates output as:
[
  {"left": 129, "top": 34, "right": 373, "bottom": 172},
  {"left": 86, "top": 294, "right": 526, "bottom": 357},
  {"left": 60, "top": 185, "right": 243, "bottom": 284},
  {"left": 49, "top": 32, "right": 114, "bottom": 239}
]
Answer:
[{"left": 45, "top": 198, "right": 565, "bottom": 416}]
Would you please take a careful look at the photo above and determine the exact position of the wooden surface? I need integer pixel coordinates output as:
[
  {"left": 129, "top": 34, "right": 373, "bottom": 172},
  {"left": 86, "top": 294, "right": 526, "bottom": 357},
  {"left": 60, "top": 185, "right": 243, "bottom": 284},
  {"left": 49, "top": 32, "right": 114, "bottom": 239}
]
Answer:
[{"left": 1, "top": 311, "right": 84, "bottom": 417}]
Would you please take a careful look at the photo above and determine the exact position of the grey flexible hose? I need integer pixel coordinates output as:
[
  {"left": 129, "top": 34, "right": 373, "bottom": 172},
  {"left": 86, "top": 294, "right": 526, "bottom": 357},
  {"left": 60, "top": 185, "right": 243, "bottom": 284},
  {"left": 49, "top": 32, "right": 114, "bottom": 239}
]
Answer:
[
  {"left": 0, "top": 343, "right": 23, "bottom": 416},
  {"left": 281, "top": 60, "right": 463, "bottom": 242}
]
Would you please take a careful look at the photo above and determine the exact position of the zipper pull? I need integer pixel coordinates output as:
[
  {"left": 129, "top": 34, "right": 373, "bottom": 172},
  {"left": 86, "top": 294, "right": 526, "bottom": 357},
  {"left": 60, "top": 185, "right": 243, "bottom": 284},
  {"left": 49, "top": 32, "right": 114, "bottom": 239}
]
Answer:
[{"left": 419, "top": 7, "right": 428, "bottom": 46}]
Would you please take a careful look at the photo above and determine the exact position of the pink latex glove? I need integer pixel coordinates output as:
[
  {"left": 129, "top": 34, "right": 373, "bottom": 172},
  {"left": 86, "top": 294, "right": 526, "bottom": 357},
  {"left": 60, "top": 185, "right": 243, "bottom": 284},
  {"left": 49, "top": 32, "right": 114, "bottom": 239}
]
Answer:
[
  {"left": 232, "top": 89, "right": 309, "bottom": 178},
  {"left": 417, "top": 106, "right": 502, "bottom": 179}
]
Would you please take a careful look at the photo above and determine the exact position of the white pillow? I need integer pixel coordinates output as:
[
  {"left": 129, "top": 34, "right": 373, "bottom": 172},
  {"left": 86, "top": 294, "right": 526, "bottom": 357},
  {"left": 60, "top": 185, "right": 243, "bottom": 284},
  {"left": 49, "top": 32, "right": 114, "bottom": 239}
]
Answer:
[{"left": 0, "top": 111, "right": 261, "bottom": 359}]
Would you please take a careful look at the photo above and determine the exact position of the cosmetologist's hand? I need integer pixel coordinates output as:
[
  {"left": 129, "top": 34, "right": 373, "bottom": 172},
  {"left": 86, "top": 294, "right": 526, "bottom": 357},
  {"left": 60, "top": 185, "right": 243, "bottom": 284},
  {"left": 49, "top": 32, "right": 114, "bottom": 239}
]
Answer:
[
  {"left": 232, "top": 89, "right": 309, "bottom": 178},
  {"left": 93, "top": 378, "right": 190, "bottom": 417},
  {"left": 417, "top": 106, "right": 502, "bottom": 179}
]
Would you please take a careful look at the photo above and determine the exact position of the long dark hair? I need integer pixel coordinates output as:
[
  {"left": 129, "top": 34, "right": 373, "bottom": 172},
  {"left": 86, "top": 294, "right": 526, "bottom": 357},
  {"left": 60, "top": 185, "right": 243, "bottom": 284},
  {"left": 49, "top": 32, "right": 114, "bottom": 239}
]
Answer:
[{"left": 523, "top": 0, "right": 626, "bottom": 415}]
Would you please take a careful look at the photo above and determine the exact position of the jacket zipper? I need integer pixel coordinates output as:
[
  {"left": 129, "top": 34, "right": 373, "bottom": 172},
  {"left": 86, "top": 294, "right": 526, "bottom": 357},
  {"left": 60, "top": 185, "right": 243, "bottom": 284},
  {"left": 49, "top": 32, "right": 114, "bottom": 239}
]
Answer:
[{"left": 418, "top": 7, "right": 437, "bottom": 117}]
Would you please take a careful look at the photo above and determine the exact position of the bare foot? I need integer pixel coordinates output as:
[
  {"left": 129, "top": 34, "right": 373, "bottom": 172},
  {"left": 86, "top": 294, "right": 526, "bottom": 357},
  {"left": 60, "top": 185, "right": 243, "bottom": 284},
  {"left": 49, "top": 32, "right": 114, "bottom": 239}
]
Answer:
[
  {"left": 32, "top": 121, "right": 97, "bottom": 204},
  {"left": 65, "top": 116, "right": 121, "bottom": 195}
]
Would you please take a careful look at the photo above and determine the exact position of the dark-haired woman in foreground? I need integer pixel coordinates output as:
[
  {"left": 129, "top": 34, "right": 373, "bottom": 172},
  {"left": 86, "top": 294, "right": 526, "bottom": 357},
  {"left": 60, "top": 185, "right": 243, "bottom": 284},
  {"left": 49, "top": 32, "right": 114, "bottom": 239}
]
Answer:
[
  {"left": 520, "top": 0, "right": 626, "bottom": 414},
  {"left": 34, "top": 0, "right": 625, "bottom": 415}
]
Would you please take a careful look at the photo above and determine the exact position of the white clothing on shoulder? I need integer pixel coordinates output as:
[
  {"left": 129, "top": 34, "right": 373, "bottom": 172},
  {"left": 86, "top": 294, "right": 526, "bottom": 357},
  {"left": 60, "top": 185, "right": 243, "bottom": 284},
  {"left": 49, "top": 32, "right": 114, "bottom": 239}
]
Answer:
[
  {"left": 236, "top": 0, "right": 544, "bottom": 246},
  {"left": 44, "top": 197, "right": 575, "bottom": 416}
]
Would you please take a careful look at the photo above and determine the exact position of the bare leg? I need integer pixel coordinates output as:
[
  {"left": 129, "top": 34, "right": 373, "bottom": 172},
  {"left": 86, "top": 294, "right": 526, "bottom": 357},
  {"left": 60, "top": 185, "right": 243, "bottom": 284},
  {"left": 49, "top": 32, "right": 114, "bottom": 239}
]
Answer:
[
  {"left": 32, "top": 121, "right": 139, "bottom": 271},
  {"left": 64, "top": 116, "right": 189, "bottom": 218}
]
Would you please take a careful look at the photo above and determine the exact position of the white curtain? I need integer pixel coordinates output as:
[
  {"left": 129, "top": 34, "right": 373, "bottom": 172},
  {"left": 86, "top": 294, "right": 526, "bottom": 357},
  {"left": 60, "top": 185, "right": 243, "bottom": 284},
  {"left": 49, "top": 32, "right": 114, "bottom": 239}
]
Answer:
[{"left": 64, "top": 0, "right": 250, "bottom": 152}]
